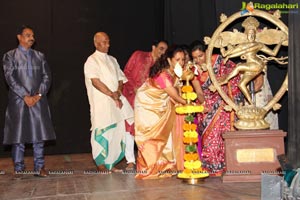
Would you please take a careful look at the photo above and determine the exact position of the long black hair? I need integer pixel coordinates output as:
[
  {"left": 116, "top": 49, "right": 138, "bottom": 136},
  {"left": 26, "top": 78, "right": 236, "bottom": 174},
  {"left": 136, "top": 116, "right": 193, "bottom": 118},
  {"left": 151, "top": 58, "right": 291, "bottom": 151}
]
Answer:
[{"left": 149, "top": 45, "right": 184, "bottom": 78}]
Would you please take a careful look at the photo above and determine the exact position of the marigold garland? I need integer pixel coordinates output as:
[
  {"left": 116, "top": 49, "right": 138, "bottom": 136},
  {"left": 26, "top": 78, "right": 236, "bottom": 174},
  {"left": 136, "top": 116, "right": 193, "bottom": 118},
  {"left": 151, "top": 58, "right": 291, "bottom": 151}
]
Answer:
[
  {"left": 192, "top": 168, "right": 204, "bottom": 174},
  {"left": 181, "top": 85, "right": 193, "bottom": 93},
  {"left": 184, "top": 153, "right": 199, "bottom": 161},
  {"left": 182, "top": 92, "right": 197, "bottom": 101},
  {"left": 175, "top": 105, "right": 204, "bottom": 114},
  {"left": 184, "top": 160, "right": 202, "bottom": 169},
  {"left": 183, "top": 130, "right": 198, "bottom": 137},
  {"left": 182, "top": 124, "right": 197, "bottom": 131},
  {"left": 183, "top": 168, "right": 192, "bottom": 174},
  {"left": 177, "top": 172, "right": 209, "bottom": 179},
  {"left": 183, "top": 137, "right": 198, "bottom": 144},
  {"left": 175, "top": 82, "right": 209, "bottom": 180}
]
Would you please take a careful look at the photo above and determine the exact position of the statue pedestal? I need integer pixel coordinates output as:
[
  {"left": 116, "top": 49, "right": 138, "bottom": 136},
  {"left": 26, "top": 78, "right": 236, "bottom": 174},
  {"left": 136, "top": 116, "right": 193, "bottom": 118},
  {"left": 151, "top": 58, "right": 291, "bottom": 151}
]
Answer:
[{"left": 222, "top": 130, "right": 286, "bottom": 183}]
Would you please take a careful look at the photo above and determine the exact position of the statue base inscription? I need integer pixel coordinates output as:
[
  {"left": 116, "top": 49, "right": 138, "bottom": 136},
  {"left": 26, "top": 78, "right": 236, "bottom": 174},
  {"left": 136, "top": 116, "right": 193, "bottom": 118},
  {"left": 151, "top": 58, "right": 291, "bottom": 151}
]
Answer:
[{"left": 222, "top": 130, "right": 286, "bottom": 183}]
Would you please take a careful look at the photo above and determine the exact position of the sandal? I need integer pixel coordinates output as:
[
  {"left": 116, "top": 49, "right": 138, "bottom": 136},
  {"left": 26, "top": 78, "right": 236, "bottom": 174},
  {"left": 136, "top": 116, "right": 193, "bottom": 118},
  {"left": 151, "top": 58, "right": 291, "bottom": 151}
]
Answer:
[{"left": 125, "top": 163, "right": 135, "bottom": 171}]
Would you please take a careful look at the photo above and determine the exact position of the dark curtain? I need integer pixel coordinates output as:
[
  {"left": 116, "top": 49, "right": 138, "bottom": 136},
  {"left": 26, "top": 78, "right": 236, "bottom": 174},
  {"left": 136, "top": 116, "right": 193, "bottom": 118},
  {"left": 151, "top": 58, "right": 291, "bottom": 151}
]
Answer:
[
  {"left": 0, "top": 0, "right": 294, "bottom": 157},
  {"left": 288, "top": 0, "right": 300, "bottom": 168},
  {"left": 0, "top": 0, "right": 164, "bottom": 156},
  {"left": 164, "top": 0, "right": 217, "bottom": 45}
]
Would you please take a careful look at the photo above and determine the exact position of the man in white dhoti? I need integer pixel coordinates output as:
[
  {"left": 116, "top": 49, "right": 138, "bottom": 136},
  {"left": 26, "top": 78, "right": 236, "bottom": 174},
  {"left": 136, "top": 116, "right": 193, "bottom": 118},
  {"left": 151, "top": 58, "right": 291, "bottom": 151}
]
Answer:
[{"left": 84, "top": 32, "right": 134, "bottom": 173}]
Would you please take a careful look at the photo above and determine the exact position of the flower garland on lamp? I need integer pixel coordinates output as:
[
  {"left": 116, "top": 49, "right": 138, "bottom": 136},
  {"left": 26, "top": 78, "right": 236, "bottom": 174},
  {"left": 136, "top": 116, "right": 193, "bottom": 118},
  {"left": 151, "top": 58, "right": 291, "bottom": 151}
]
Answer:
[{"left": 175, "top": 85, "right": 209, "bottom": 184}]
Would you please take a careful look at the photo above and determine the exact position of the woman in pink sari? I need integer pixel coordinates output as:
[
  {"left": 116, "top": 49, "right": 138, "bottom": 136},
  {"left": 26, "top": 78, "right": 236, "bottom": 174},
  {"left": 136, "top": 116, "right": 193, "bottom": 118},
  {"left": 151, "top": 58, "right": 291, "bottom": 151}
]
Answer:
[
  {"left": 190, "top": 41, "right": 243, "bottom": 176},
  {"left": 134, "top": 46, "right": 187, "bottom": 179}
]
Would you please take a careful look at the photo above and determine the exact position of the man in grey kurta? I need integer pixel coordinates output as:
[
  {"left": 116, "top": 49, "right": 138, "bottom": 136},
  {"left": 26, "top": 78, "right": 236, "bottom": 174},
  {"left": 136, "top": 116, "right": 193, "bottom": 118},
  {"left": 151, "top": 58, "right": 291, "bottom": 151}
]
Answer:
[{"left": 2, "top": 25, "right": 55, "bottom": 178}]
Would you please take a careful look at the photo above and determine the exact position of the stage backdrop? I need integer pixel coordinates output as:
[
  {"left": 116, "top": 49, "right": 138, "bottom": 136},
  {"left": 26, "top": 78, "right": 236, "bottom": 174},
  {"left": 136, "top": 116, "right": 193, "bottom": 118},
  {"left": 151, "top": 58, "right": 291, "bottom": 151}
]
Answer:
[
  {"left": 0, "top": 0, "right": 165, "bottom": 156},
  {"left": 0, "top": 0, "right": 290, "bottom": 157}
]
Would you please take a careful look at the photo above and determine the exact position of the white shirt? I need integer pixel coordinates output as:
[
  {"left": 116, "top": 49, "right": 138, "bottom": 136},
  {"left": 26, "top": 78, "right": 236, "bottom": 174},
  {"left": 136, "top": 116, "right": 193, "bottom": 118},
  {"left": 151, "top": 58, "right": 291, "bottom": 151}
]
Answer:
[{"left": 84, "top": 50, "right": 133, "bottom": 130}]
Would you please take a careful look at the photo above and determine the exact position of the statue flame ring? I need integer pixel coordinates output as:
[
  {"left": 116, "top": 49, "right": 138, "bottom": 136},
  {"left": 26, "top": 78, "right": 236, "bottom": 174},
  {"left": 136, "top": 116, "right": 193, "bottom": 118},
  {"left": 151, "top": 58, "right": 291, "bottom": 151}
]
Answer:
[{"left": 205, "top": 9, "right": 288, "bottom": 130}]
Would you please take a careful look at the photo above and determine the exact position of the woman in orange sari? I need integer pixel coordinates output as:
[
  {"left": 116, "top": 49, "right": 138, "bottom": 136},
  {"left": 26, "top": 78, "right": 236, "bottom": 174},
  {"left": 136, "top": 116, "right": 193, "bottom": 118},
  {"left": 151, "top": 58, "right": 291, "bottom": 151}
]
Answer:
[
  {"left": 134, "top": 46, "right": 187, "bottom": 179},
  {"left": 190, "top": 41, "right": 243, "bottom": 176}
]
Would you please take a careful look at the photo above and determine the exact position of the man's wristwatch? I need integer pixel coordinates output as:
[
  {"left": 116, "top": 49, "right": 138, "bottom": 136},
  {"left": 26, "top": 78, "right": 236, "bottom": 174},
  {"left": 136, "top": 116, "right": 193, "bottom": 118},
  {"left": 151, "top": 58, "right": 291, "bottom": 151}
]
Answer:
[{"left": 38, "top": 93, "right": 42, "bottom": 97}]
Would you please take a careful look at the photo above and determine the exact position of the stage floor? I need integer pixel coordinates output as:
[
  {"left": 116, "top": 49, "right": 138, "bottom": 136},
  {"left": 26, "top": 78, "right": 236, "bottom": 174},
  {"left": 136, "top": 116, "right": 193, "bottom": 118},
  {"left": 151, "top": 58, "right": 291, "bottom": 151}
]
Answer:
[{"left": 0, "top": 153, "right": 260, "bottom": 200}]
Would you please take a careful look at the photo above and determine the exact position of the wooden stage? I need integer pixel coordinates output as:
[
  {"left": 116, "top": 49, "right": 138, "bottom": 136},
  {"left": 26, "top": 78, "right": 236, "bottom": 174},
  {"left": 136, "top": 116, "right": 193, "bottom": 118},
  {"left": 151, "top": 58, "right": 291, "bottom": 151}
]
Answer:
[{"left": 0, "top": 153, "right": 261, "bottom": 200}]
